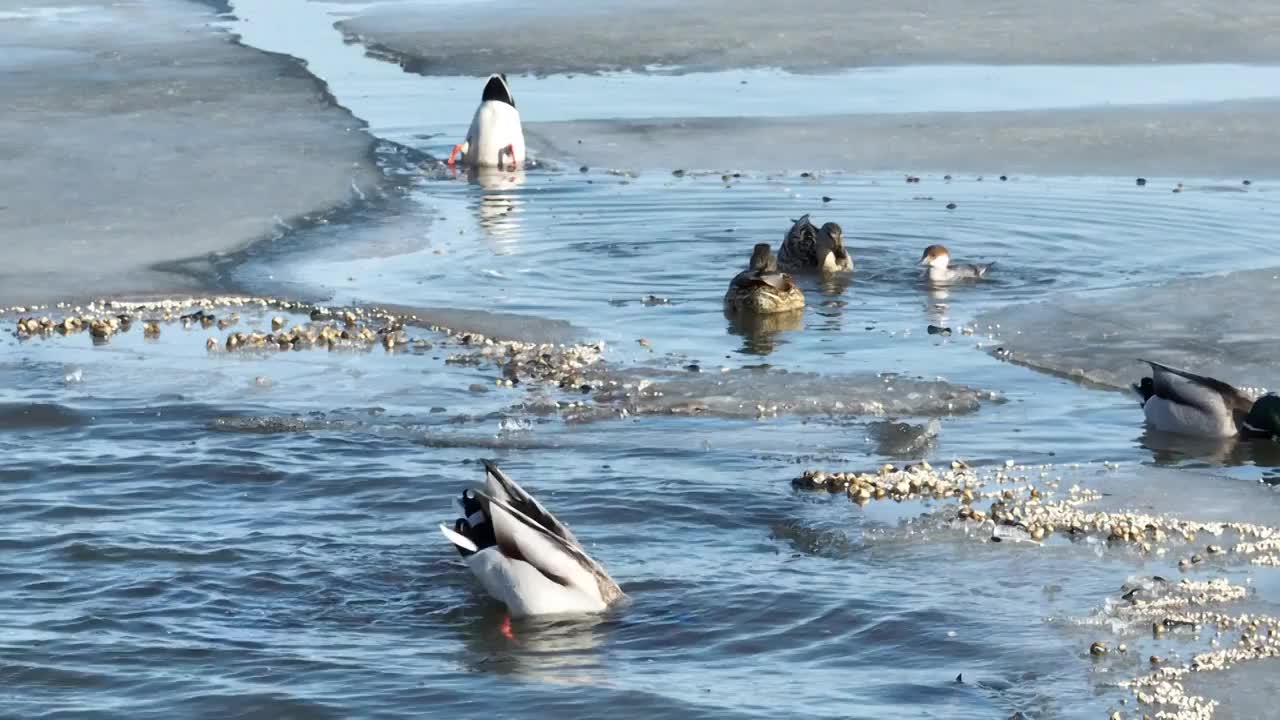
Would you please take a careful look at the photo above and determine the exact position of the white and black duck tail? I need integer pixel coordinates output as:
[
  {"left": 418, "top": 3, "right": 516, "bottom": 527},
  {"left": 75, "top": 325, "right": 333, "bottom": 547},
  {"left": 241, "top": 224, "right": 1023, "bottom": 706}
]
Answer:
[
  {"left": 481, "top": 73, "right": 515, "bottom": 107},
  {"left": 441, "top": 488, "right": 495, "bottom": 557}
]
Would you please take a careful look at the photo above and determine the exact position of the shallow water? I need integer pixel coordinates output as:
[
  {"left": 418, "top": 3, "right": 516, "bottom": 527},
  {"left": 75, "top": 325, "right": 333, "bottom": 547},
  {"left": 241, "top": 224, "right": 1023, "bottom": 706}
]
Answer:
[{"left": 5, "top": 1, "right": 1280, "bottom": 718}]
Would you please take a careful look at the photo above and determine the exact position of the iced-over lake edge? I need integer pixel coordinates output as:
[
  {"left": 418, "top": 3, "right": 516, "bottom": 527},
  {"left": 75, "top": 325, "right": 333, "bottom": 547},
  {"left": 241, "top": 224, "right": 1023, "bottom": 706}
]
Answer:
[{"left": 0, "top": 0, "right": 385, "bottom": 307}]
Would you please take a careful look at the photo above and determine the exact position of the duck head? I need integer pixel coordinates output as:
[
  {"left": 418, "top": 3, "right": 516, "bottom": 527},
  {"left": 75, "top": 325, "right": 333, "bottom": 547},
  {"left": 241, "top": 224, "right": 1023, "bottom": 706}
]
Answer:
[
  {"left": 481, "top": 73, "right": 516, "bottom": 107},
  {"left": 1243, "top": 394, "right": 1280, "bottom": 437},
  {"left": 919, "top": 244, "right": 951, "bottom": 269},
  {"left": 749, "top": 243, "right": 776, "bottom": 272},
  {"left": 817, "top": 222, "right": 849, "bottom": 267}
]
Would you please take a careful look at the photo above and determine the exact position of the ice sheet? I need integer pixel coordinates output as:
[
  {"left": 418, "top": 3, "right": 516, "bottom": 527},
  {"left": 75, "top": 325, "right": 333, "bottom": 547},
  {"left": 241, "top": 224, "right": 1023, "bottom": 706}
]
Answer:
[
  {"left": 0, "top": 0, "right": 383, "bottom": 306},
  {"left": 583, "top": 367, "right": 1000, "bottom": 420},
  {"left": 978, "top": 268, "right": 1280, "bottom": 392},
  {"left": 522, "top": 101, "right": 1280, "bottom": 176},
  {"left": 338, "top": 0, "right": 1280, "bottom": 75}
]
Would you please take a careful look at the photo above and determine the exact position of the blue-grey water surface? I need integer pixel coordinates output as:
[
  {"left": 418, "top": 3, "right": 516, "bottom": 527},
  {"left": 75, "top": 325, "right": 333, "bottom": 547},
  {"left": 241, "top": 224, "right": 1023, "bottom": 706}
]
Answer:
[{"left": 4, "top": 1, "right": 1280, "bottom": 718}]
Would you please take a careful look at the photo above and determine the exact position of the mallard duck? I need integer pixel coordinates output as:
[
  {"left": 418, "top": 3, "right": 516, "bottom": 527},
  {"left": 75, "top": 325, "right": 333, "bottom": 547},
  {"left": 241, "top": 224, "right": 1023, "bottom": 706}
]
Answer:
[
  {"left": 778, "top": 215, "right": 853, "bottom": 272},
  {"left": 439, "top": 460, "right": 624, "bottom": 617},
  {"left": 448, "top": 74, "right": 525, "bottom": 170},
  {"left": 1133, "top": 360, "right": 1280, "bottom": 438},
  {"left": 724, "top": 243, "right": 806, "bottom": 314},
  {"left": 919, "top": 244, "right": 992, "bottom": 283}
]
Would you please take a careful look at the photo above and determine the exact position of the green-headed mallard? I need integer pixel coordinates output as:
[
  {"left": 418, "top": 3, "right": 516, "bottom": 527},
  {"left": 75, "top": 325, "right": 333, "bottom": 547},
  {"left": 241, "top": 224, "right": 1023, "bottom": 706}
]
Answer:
[
  {"left": 439, "top": 461, "right": 624, "bottom": 617},
  {"left": 919, "top": 244, "right": 992, "bottom": 283},
  {"left": 778, "top": 215, "right": 852, "bottom": 273},
  {"left": 1134, "top": 360, "right": 1280, "bottom": 438},
  {"left": 724, "top": 243, "right": 805, "bottom": 314}
]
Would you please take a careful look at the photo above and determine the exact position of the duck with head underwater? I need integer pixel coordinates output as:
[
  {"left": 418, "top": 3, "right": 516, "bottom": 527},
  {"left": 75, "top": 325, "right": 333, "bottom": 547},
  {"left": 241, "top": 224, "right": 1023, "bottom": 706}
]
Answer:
[
  {"left": 449, "top": 73, "right": 525, "bottom": 170},
  {"left": 440, "top": 461, "right": 624, "bottom": 618},
  {"left": 724, "top": 243, "right": 806, "bottom": 314},
  {"left": 1134, "top": 359, "right": 1280, "bottom": 438},
  {"left": 778, "top": 214, "right": 853, "bottom": 273}
]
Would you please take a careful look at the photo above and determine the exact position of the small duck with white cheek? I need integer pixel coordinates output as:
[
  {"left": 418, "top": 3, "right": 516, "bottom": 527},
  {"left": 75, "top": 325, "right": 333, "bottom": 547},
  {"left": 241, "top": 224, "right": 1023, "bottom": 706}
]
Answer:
[
  {"left": 778, "top": 215, "right": 853, "bottom": 273},
  {"left": 918, "top": 244, "right": 992, "bottom": 283},
  {"left": 449, "top": 73, "right": 526, "bottom": 170},
  {"left": 1134, "top": 360, "right": 1280, "bottom": 438},
  {"left": 724, "top": 243, "right": 806, "bottom": 315}
]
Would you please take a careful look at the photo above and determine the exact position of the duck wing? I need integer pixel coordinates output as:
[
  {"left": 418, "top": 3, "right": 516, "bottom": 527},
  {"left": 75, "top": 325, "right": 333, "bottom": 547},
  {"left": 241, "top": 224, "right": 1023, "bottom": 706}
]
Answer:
[
  {"left": 482, "top": 460, "right": 581, "bottom": 546},
  {"left": 753, "top": 271, "right": 797, "bottom": 292},
  {"left": 729, "top": 269, "right": 796, "bottom": 293},
  {"left": 475, "top": 486, "right": 624, "bottom": 604},
  {"left": 1140, "top": 359, "right": 1253, "bottom": 415},
  {"left": 779, "top": 215, "right": 818, "bottom": 267}
]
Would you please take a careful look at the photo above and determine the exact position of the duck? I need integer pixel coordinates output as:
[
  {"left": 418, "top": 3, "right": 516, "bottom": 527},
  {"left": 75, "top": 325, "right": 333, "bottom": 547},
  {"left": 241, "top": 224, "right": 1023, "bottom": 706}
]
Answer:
[
  {"left": 778, "top": 215, "right": 853, "bottom": 273},
  {"left": 448, "top": 74, "right": 525, "bottom": 170},
  {"left": 1133, "top": 359, "right": 1280, "bottom": 438},
  {"left": 439, "top": 460, "right": 624, "bottom": 618},
  {"left": 724, "top": 243, "right": 806, "bottom": 314},
  {"left": 918, "top": 244, "right": 992, "bottom": 283}
]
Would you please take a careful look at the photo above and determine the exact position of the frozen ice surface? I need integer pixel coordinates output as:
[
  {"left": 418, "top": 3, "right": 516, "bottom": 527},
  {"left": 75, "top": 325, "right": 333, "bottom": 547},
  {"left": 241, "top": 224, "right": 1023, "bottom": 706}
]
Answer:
[
  {"left": 0, "top": 0, "right": 382, "bottom": 306},
  {"left": 338, "top": 0, "right": 1280, "bottom": 75},
  {"left": 524, "top": 100, "right": 1280, "bottom": 176},
  {"left": 588, "top": 367, "right": 999, "bottom": 420},
  {"left": 375, "top": 302, "right": 584, "bottom": 344},
  {"left": 978, "top": 268, "right": 1280, "bottom": 392}
]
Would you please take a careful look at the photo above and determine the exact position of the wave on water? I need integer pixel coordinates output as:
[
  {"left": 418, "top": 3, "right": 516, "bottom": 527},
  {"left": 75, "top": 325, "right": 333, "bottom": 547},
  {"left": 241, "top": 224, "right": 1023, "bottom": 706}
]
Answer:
[{"left": 0, "top": 402, "right": 88, "bottom": 429}]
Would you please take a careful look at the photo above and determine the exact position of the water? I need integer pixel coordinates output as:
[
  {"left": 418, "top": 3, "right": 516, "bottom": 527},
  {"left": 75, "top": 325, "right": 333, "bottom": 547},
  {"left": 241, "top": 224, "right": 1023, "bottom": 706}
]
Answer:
[{"left": 5, "top": 1, "right": 1280, "bottom": 718}]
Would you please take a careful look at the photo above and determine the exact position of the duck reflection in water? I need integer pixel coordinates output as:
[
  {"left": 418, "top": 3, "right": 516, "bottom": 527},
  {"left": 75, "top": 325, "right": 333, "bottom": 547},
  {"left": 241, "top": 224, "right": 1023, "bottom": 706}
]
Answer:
[
  {"left": 725, "top": 308, "right": 804, "bottom": 355},
  {"left": 467, "top": 166, "right": 526, "bottom": 251},
  {"left": 458, "top": 603, "right": 613, "bottom": 687},
  {"left": 1139, "top": 427, "right": 1280, "bottom": 468},
  {"left": 814, "top": 270, "right": 852, "bottom": 297}
]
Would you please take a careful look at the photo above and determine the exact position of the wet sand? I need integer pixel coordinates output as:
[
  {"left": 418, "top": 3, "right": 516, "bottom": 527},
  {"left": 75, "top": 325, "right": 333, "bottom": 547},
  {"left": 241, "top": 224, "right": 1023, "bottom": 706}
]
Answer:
[
  {"left": 339, "top": 0, "right": 1280, "bottom": 74},
  {"left": 525, "top": 100, "right": 1280, "bottom": 176},
  {"left": 0, "top": 0, "right": 382, "bottom": 307}
]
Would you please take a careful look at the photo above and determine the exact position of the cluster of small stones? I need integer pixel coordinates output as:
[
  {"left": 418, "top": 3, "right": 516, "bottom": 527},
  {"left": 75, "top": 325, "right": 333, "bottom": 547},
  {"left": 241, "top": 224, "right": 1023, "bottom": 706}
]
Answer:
[
  {"left": 794, "top": 460, "right": 982, "bottom": 505},
  {"left": 1113, "top": 606, "right": 1280, "bottom": 719},
  {"left": 14, "top": 312, "right": 139, "bottom": 341},
  {"left": 468, "top": 336, "right": 606, "bottom": 390},
  {"left": 794, "top": 460, "right": 1280, "bottom": 719},
  {"left": 210, "top": 308, "right": 409, "bottom": 354},
  {"left": 11, "top": 295, "right": 610, "bottom": 396},
  {"left": 795, "top": 460, "right": 1280, "bottom": 566}
]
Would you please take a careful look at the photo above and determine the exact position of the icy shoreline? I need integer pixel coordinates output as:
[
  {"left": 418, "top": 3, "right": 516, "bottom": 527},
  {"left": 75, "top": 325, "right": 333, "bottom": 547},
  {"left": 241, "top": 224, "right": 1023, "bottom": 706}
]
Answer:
[
  {"left": 523, "top": 100, "right": 1280, "bottom": 176},
  {"left": 0, "top": 0, "right": 384, "bottom": 307},
  {"left": 338, "top": 0, "right": 1280, "bottom": 75}
]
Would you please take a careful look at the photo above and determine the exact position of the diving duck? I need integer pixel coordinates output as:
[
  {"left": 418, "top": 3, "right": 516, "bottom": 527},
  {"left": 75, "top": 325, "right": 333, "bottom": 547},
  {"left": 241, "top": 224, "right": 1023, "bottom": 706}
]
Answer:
[
  {"left": 448, "top": 74, "right": 525, "bottom": 170},
  {"left": 724, "top": 243, "right": 806, "bottom": 314},
  {"left": 1134, "top": 359, "right": 1280, "bottom": 438},
  {"left": 439, "top": 460, "right": 624, "bottom": 617},
  {"left": 919, "top": 244, "right": 992, "bottom": 283},
  {"left": 778, "top": 215, "right": 853, "bottom": 273}
]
